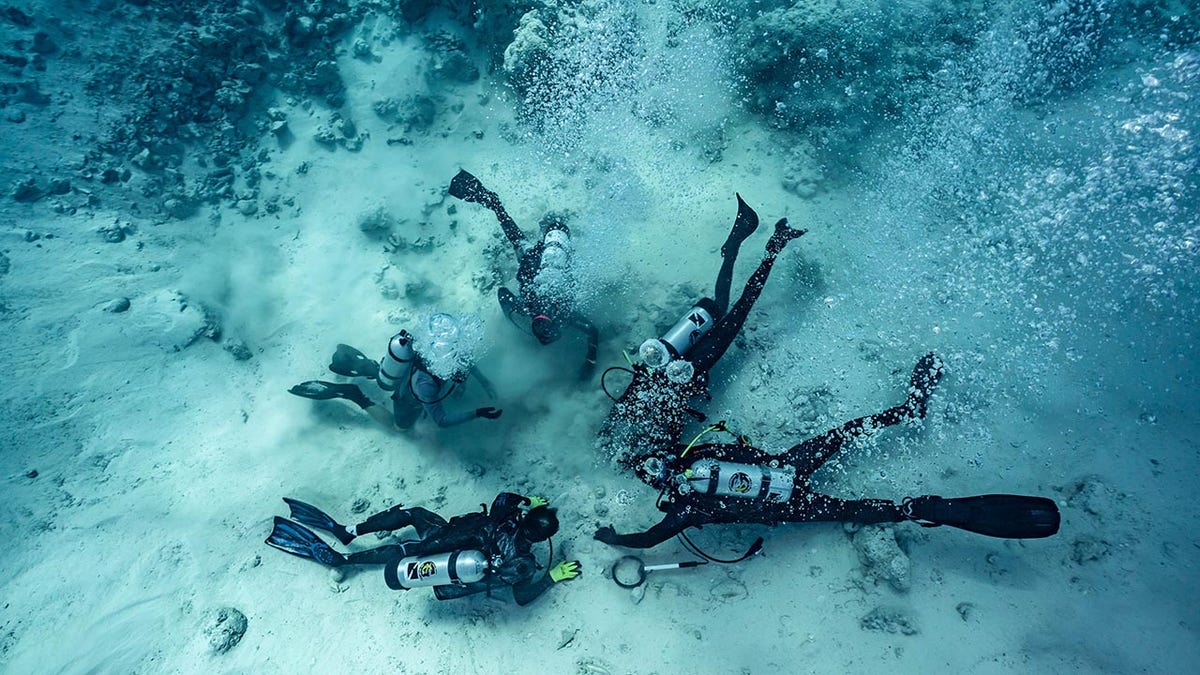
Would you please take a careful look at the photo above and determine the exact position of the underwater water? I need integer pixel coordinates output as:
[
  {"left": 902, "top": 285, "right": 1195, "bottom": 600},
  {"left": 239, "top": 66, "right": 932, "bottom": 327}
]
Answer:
[{"left": 0, "top": 0, "right": 1196, "bottom": 672}]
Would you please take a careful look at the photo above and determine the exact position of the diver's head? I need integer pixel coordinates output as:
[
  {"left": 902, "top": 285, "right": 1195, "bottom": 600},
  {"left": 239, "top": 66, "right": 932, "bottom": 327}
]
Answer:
[
  {"left": 633, "top": 451, "right": 673, "bottom": 488},
  {"left": 417, "top": 312, "right": 481, "bottom": 379},
  {"left": 520, "top": 505, "right": 559, "bottom": 542},
  {"left": 531, "top": 314, "right": 562, "bottom": 344}
]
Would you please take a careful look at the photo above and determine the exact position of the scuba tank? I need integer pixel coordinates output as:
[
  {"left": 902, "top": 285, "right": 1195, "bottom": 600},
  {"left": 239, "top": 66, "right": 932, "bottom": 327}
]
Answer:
[
  {"left": 391, "top": 550, "right": 490, "bottom": 589},
  {"left": 377, "top": 330, "right": 415, "bottom": 392},
  {"left": 686, "top": 459, "right": 795, "bottom": 502},
  {"left": 540, "top": 226, "right": 571, "bottom": 270},
  {"left": 532, "top": 225, "right": 573, "bottom": 309},
  {"left": 639, "top": 298, "right": 719, "bottom": 369}
]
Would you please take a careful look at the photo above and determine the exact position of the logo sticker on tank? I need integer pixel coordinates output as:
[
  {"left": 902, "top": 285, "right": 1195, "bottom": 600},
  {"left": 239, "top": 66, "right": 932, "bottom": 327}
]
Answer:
[
  {"left": 419, "top": 561, "right": 437, "bottom": 578},
  {"left": 728, "top": 472, "right": 752, "bottom": 494}
]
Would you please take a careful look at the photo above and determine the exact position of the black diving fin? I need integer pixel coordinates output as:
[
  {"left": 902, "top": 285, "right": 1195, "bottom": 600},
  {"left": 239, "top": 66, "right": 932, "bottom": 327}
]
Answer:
[
  {"left": 449, "top": 169, "right": 498, "bottom": 207},
  {"left": 265, "top": 517, "right": 346, "bottom": 566},
  {"left": 284, "top": 498, "right": 356, "bottom": 546},
  {"left": 722, "top": 193, "right": 760, "bottom": 256},
  {"left": 329, "top": 344, "right": 379, "bottom": 379},
  {"left": 903, "top": 494, "right": 1061, "bottom": 539}
]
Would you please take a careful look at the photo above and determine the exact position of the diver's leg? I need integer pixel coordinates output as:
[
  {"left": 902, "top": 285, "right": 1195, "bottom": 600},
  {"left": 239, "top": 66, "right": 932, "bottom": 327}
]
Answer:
[
  {"left": 791, "top": 493, "right": 906, "bottom": 524},
  {"left": 689, "top": 219, "right": 806, "bottom": 373},
  {"left": 713, "top": 194, "right": 760, "bottom": 315},
  {"left": 785, "top": 405, "right": 911, "bottom": 479},
  {"left": 785, "top": 356, "right": 943, "bottom": 478},
  {"left": 365, "top": 404, "right": 396, "bottom": 429},
  {"left": 905, "top": 352, "right": 944, "bottom": 419},
  {"left": 343, "top": 543, "right": 413, "bottom": 566},
  {"left": 351, "top": 505, "right": 448, "bottom": 538}
]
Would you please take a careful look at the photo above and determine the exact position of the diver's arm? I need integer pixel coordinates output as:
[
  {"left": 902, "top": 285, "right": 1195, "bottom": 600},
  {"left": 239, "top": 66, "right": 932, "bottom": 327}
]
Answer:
[
  {"left": 450, "top": 170, "right": 526, "bottom": 253},
  {"left": 411, "top": 370, "right": 478, "bottom": 427},
  {"left": 594, "top": 511, "right": 693, "bottom": 549},
  {"left": 512, "top": 571, "right": 556, "bottom": 606},
  {"left": 569, "top": 313, "right": 599, "bottom": 380}
]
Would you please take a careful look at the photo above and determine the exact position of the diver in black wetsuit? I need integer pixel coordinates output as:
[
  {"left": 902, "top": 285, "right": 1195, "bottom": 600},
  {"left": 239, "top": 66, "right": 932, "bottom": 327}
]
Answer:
[
  {"left": 599, "top": 195, "right": 805, "bottom": 462},
  {"left": 449, "top": 169, "right": 599, "bottom": 380},
  {"left": 594, "top": 354, "right": 1061, "bottom": 549},
  {"left": 266, "top": 493, "right": 582, "bottom": 605}
]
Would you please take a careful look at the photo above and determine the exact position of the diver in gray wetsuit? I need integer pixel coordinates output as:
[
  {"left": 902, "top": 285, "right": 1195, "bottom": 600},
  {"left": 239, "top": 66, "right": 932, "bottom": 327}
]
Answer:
[{"left": 289, "top": 313, "right": 502, "bottom": 429}]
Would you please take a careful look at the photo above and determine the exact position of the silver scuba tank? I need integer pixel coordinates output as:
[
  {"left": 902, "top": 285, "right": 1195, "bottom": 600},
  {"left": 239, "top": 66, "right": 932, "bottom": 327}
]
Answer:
[
  {"left": 377, "top": 330, "right": 415, "bottom": 392},
  {"left": 687, "top": 459, "right": 796, "bottom": 502},
  {"left": 540, "top": 227, "right": 571, "bottom": 270},
  {"left": 392, "top": 550, "right": 489, "bottom": 589},
  {"left": 639, "top": 299, "right": 718, "bottom": 368}
]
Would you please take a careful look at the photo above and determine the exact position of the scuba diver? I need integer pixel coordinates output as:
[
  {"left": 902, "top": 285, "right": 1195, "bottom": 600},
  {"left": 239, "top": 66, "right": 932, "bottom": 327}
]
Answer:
[
  {"left": 266, "top": 492, "right": 582, "bottom": 605},
  {"left": 448, "top": 169, "right": 599, "bottom": 380},
  {"left": 599, "top": 194, "right": 805, "bottom": 462},
  {"left": 594, "top": 353, "right": 1061, "bottom": 549},
  {"left": 289, "top": 313, "right": 503, "bottom": 429}
]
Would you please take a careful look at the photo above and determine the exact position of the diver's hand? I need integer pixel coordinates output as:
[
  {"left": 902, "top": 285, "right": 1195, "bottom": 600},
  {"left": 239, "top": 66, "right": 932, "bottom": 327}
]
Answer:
[
  {"left": 549, "top": 560, "right": 582, "bottom": 583},
  {"left": 526, "top": 496, "right": 549, "bottom": 509},
  {"left": 475, "top": 407, "right": 503, "bottom": 420},
  {"left": 594, "top": 525, "right": 618, "bottom": 545}
]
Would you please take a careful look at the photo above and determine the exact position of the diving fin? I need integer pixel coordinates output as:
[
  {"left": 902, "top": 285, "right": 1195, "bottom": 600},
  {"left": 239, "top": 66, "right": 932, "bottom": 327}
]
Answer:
[
  {"left": 329, "top": 344, "right": 379, "bottom": 379},
  {"left": 283, "top": 497, "right": 356, "bottom": 546},
  {"left": 765, "top": 218, "right": 806, "bottom": 254},
  {"left": 722, "top": 193, "right": 760, "bottom": 256},
  {"left": 904, "top": 494, "right": 1060, "bottom": 539},
  {"left": 265, "top": 517, "right": 347, "bottom": 566},
  {"left": 288, "top": 381, "right": 373, "bottom": 409},
  {"left": 449, "top": 169, "right": 498, "bottom": 208}
]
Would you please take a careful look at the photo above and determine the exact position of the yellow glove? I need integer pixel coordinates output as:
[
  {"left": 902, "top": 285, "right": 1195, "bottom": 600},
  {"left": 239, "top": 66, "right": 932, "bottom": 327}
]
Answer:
[
  {"left": 549, "top": 560, "right": 581, "bottom": 583},
  {"left": 526, "top": 496, "right": 549, "bottom": 509}
]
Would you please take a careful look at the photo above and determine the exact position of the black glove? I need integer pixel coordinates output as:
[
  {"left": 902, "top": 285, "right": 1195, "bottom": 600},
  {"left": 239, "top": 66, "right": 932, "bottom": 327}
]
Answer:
[
  {"left": 594, "top": 525, "right": 617, "bottom": 544},
  {"left": 475, "top": 407, "right": 503, "bottom": 420}
]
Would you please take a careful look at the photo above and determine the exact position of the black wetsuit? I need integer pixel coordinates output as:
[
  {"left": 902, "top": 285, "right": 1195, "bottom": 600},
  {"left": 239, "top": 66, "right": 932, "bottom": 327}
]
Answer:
[
  {"left": 468, "top": 181, "right": 599, "bottom": 378},
  {"left": 347, "top": 493, "right": 556, "bottom": 605},
  {"left": 598, "top": 390, "right": 926, "bottom": 549},
  {"left": 601, "top": 199, "right": 797, "bottom": 460}
]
